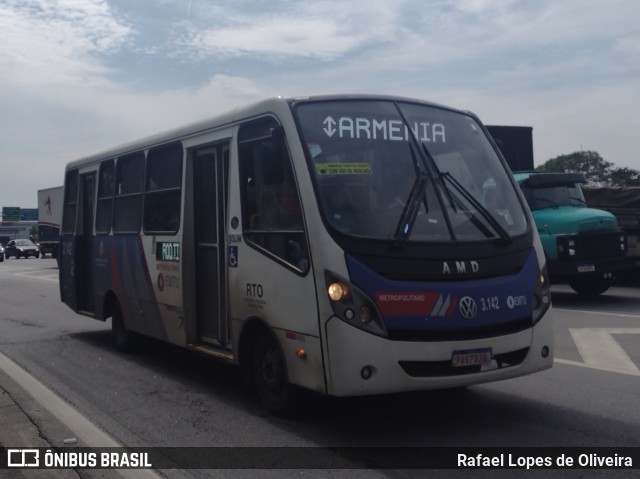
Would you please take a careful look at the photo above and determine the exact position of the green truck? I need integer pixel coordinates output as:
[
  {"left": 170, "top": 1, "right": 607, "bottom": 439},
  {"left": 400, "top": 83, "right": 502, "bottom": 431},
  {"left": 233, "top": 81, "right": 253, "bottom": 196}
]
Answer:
[{"left": 487, "top": 126, "right": 630, "bottom": 295}]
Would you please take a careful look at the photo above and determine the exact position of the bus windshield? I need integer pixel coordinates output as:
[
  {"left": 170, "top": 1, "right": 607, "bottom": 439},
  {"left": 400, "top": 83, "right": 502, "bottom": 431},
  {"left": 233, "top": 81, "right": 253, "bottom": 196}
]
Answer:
[{"left": 294, "top": 99, "right": 528, "bottom": 243}]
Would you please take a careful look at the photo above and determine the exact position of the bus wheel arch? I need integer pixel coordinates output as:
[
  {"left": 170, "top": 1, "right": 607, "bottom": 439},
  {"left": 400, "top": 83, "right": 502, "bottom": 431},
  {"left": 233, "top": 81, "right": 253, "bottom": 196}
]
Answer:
[
  {"left": 238, "top": 318, "right": 298, "bottom": 415},
  {"left": 110, "top": 297, "right": 139, "bottom": 353},
  {"left": 102, "top": 290, "right": 118, "bottom": 322}
]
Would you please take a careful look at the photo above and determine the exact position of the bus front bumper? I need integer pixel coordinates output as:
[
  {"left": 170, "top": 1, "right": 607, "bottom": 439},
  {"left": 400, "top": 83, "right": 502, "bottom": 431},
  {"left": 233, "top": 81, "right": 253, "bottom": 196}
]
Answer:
[{"left": 323, "top": 309, "right": 554, "bottom": 397}]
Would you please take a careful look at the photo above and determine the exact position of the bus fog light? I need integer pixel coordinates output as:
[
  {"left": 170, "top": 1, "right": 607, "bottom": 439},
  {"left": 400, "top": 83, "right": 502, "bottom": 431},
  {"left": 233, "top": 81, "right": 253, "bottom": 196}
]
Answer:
[
  {"left": 361, "top": 366, "right": 373, "bottom": 380},
  {"left": 541, "top": 346, "right": 550, "bottom": 358},
  {"left": 344, "top": 308, "right": 355, "bottom": 320}
]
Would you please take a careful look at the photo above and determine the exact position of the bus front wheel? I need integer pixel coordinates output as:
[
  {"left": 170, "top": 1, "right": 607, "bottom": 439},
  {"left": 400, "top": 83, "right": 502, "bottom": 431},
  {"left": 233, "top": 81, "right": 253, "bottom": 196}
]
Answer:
[
  {"left": 253, "top": 332, "right": 298, "bottom": 415},
  {"left": 111, "top": 303, "right": 138, "bottom": 353}
]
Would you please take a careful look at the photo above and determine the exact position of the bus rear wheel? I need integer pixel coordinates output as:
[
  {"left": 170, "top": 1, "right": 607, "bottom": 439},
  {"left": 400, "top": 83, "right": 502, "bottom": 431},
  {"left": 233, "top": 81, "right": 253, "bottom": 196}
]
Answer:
[
  {"left": 111, "top": 303, "right": 138, "bottom": 353},
  {"left": 253, "top": 332, "right": 298, "bottom": 415}
]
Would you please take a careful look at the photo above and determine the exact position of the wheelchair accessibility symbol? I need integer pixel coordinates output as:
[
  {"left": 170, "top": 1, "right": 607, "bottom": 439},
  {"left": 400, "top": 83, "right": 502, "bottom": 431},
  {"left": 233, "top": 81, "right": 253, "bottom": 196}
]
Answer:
[{"left": 228, "top": 246, "right": 238, "bottom": 268}]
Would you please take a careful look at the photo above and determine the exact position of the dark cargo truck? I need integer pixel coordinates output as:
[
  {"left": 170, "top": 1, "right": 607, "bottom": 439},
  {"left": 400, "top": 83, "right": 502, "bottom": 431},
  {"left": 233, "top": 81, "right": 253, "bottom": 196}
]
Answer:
[
  {"left": 484, "top": 125, "right": 534, "bottom": 172},
  {"left": 582, "top": 186, "right": 640, "bottom": 266},
  {"left": 487, "top": 125, "right": 630, "bottom": 295}
]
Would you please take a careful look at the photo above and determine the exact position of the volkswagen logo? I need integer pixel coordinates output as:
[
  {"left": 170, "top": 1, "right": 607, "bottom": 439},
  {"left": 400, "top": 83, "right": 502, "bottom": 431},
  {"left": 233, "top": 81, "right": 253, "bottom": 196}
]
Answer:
[{"left": 459, "top": 296, "right": 477, "bottom": 319}]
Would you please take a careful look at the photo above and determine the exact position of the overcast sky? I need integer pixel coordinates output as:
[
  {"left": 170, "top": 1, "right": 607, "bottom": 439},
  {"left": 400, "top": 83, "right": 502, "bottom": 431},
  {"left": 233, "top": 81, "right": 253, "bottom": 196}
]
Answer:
[{"left": 1, "top": 0, "right": 639, "bottom": 208}]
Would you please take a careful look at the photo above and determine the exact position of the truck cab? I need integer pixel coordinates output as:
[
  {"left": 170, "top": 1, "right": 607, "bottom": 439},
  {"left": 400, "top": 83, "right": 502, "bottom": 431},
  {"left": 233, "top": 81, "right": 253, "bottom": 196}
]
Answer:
[{"left": 514, "top": 171, "right": 628, "bottom": 295}]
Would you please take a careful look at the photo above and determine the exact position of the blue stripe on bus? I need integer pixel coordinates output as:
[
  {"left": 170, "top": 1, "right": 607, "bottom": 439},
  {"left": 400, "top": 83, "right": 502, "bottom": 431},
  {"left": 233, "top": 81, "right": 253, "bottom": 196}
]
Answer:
[
  {"left": 93, "top": 235, "right": 165, "bottom": 338},
  {"left": 346, "top": 249, "right": 539, "bottom": 331}
]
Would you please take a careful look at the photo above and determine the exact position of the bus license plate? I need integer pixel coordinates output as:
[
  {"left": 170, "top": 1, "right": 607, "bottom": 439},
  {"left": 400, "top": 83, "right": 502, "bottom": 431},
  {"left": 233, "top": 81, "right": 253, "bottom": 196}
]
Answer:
[{"left": 452, "top": 349, "right": 492, "bottom": 368}]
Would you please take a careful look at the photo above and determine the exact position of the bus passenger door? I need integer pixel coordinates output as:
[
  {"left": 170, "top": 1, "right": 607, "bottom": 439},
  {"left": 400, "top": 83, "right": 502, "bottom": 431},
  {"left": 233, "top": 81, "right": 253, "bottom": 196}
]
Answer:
[
  {"left": 193, "top": 144, "right": 230, "bottom": 347},
  {"left": 76, "top": 172, "right": 96, "bottom": 312}
]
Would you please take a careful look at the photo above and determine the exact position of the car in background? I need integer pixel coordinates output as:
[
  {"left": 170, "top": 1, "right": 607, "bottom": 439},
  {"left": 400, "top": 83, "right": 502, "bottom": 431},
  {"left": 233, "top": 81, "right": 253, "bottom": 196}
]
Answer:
[
  {"left": 5, "top": 239, "right": 40, "bottom": 259},
  {"left": 0, "top": 243, "right": 4, "bottom": 262}
]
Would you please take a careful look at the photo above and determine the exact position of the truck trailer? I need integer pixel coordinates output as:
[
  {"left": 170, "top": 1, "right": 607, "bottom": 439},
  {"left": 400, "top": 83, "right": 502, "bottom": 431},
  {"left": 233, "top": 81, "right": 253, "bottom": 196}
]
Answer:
[
  {"left": 582, "top": 186, "right": 640, "bottom": 267},
  {"left": 37, "top": 186, "right": 63, "bottom": 259}
]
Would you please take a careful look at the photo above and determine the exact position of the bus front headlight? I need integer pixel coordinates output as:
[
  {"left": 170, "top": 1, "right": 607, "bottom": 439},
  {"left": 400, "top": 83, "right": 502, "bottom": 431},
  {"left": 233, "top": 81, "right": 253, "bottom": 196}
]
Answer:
[
  {"left": 325, "top": 271, "right": 387, "bottom": 337},
  {"left": 327, "top": 281, "right": 349, "bottom": 301}
]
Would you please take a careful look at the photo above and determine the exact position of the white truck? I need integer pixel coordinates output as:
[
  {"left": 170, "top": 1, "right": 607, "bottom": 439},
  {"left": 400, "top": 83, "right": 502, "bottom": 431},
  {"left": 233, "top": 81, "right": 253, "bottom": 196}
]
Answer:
[{"left": 37, "top": 186, "right": 63, "bottom": 258}]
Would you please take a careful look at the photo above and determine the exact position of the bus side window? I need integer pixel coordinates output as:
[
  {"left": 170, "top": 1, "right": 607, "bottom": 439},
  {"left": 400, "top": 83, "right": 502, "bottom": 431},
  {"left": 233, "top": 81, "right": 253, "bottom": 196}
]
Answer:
[
  {"left": 239, "top": 119, "right": 309, "bottom": 272},
  {"left": 143, "top": 142, "right": 183, "bottom": 234},
  {"left": 62, "top": 169, "right": 79, "bottom": 234},
  {"left": 96, "top": 159, "right": 115, "bottom": 234},
  {"left": 113, "top": 151, "right": 145, "bottom": 234}
]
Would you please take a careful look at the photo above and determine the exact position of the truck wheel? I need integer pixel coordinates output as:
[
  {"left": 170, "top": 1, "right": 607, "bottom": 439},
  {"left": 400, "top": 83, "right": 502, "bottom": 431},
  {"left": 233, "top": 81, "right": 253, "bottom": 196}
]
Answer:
[
  {"left": 252, "top": 332, "right": 298, "bottom": 415},
  {"left": 111, "top": 302, "right": 139, "bottom": 353},
  {"left": 569, "top": 277, "right": 612, "bottom": 296}
]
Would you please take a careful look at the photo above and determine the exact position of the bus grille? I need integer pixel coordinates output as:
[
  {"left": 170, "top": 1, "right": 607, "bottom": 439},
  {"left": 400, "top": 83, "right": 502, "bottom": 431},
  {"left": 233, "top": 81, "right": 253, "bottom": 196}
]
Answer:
[
  {"left": 399, "top": 348, "right": 529, "bottom": 377},
  {"left": 387, "top": 316, "right": 532, "bottom": 342}
]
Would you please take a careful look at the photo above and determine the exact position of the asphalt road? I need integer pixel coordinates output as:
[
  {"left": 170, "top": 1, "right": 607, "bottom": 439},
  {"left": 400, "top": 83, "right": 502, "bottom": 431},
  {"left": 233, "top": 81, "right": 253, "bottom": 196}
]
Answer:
[{"left": 1, "top": 258, "right": 639, "bottom": 478}]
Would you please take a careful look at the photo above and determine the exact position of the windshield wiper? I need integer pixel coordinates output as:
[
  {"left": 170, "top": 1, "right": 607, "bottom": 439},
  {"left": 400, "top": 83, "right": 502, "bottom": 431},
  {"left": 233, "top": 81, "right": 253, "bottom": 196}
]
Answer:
[
  {"left": 391, "top": 101, "right": 511, "bottom": 247},
  {"left": 440, "top": 172, "right": 512, "bottom": 246},
  {"left": 531, "top": 196, "right": 559, "bottom": 209},
  {"left": 411, "top": 130, "right": 509, "bottom": 246},
  {"left": 390, "top": 105, "right": 455, "bottom": 245},
  {"left": 393, "top": 169, "right": 428, "bottom": 243}
]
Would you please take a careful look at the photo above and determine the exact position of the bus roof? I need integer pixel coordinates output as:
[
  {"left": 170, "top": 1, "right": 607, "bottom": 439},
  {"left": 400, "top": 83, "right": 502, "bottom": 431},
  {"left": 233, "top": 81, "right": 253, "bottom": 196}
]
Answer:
[{"left": 64, "top": 94, "right": 469, "bottom": 171}]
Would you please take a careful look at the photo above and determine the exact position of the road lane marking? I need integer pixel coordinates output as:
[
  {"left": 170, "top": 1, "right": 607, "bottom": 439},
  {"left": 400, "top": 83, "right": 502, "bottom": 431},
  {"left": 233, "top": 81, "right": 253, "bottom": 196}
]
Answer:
[
  {"left": 41, "top": 274, "right": 60, "bottom": 281},
  {"left": 554, "top": 358, "right": 640, "bottom": 377},
  {"left": 0, "top": 268, "right": 44, "bottom": 274},
  {"left": 0, "top": 269, "right": 59, "bottom": 282},
  {"left": 567, "top": 328, "right": 640, "bottom": 377},
  {"left": 554, "top": 307, "right": 640, "bottom": 319},
  {"left": 0, "top": 351, "right": 163, "bottom": 479}
]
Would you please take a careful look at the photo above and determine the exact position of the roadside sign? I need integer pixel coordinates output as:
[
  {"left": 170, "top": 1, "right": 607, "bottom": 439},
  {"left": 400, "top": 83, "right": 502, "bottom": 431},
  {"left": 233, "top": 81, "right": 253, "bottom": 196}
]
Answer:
[
  {"left": 20, "top": 208, "right": 38, "bottom": 221},
  {"left": 2, "top": 207, "right": 20, "bottom": 222}
]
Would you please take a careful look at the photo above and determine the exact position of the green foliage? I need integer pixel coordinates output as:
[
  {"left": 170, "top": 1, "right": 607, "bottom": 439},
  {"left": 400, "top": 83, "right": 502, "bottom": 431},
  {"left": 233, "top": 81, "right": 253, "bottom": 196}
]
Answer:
[
  {"left": 608, "top": 167, "right": 640, "bottom": 187},
  {"left": 536, "top": 151, "right": 640, "bottom": 186}
]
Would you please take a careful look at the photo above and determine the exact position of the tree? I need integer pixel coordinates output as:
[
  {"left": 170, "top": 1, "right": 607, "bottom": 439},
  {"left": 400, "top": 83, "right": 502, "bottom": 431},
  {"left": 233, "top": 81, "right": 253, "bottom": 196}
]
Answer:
[
  {"left": 535, "top": 151, "right": 612, "bottom": 184},
  {"left": 536, "top": 151, "right": 640, "bottom": 186},
  {"left": 608, "top": 167, "right": 640, "bottom": 187}
]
